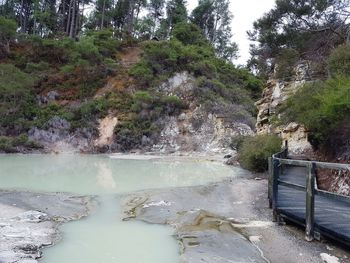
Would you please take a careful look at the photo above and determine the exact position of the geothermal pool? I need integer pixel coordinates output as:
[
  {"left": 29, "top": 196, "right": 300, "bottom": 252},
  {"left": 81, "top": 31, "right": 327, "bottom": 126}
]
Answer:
[{"left": 0, "top": 154, "right": 248, "bottom": 263}]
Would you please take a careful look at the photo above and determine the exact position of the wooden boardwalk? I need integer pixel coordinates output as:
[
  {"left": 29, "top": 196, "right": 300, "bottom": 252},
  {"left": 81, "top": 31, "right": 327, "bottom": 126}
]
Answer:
[{"left": 269, "top": 148, "right": 350, "bottom": 246}]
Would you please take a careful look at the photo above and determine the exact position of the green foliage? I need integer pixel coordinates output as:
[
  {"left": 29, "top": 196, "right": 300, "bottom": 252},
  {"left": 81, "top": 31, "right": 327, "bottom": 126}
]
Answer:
[
  {"left": 24, "top": 61, "right": 50, "bottom": 73},
  {"left": 71, "top": 98, "right": 111, "bottom": 130},
  {"left": 129, "top": 60, "right": 153, "bottom": 85},
  {"left": 238, "top": 135, "right": 282, "bottom": 172},
  {"left": 60, "top": 64, "right": 76, "bottom": 73},
  {"left": 128, "top": 37, "right": 261, "bottom": 131},
  {"left": 31, "top": 103, "right": 73, "bottom": 129},
  {"left": 86, "top": 29, "right": 120, "bottom": 57},
  {"left": 280, "top": 76, "right": 350, "bottom": 146},
  {"left": 248, "top": 0, "right": 348, "bottom": 79},
  {"left": 275, "top": 48, "right": 300, "bottom": 79},
  {"left": 131, "top": 38, "right": 260, "bottom": 96},
  {"left": 328, "top": 44, "right": 350, "bottom": 76},
  {"left": 114, "top": 91, "right": 187, "bottom": 151},
  {"left": 166, "top": 0, "right": 188, "bottom": 26},
  {"left": 0, "top": 64, "right": 36, "bottom": 132},
  {"left": 229, "top": 135, "right": 246, "bottom": 150},
  {"left": 172, "top": 22, "right": 207, "bottom": 46},
  {"left": 74, "top": 37, "right": 102, "bottom": 62},
  {"left": 190, "top": 0, "right": 237, "bottom": 61},
  {"left": 0, "top": 135, "right": 41, "bottom": 153},
  {"left": 194, "top": 77, "right": 256, "bottom": 127},
  {"left": 0, "top": 17, "right": 17, "bottom": 51}
]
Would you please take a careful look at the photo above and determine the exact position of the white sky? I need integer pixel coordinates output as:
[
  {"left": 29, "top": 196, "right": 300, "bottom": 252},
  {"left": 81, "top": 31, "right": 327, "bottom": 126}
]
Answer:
[{"left": 187, "top": 0, "right": 276, "bottom": 65}]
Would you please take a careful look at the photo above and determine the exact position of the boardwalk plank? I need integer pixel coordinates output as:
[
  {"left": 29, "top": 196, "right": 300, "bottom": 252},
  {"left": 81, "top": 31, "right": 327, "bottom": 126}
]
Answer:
[{"left": 276, "top": 165, "right": 350, "bottom": 246}]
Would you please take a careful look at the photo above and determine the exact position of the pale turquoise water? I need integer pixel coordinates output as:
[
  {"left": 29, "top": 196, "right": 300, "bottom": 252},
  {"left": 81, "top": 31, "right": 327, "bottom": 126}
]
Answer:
[{"left": 0, "top": 154, "right": 246, "bottom": 263}]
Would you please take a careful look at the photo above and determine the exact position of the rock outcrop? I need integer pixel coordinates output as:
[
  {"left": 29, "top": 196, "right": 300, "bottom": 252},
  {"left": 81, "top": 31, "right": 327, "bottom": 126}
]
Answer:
[
  {"left": 28, "top": 116, "right": 92, "bottom": 153},
  {"left": 152, "top": 72, "right": 254, "bottom": 154},
  {"left": 29, "top": 71, "right": 254, "bottom": 155},
  {"left": 255, "top": 62, "right": 314, "bottom": 155}
]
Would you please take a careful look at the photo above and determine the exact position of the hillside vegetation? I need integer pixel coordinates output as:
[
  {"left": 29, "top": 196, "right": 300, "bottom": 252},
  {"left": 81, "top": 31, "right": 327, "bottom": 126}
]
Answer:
[
  {"left": 0, "top": 0, "right": 262, "bottom": 153},
  {"left": 248, "top": 0, "right": 350, "bottom": 162}
]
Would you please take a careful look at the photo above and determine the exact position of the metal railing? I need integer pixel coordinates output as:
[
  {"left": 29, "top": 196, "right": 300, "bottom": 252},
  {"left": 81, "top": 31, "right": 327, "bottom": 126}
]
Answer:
[{"left": 268, "top": 141, "right": 350, "bottom": 241}]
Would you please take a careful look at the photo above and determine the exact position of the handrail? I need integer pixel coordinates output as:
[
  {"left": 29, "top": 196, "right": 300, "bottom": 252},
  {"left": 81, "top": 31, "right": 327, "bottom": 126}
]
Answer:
[
  {"left": 269, "top": 140, "right": 350, "bottom": 242},
  {"left": 274, "top": 157, "right": 350, "bottom": 171}
]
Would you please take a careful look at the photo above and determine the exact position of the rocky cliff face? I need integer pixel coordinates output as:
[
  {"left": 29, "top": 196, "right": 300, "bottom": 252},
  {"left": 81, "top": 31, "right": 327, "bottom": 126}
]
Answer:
[
  {"left": 27, "top": 71, "right": 254, "bottom": 155},
  {"left": 255, "top": 62, "right": 350, "bottom": 195},
  {"left": 255, "top": 62, "right": 314, "bottom": 156},
  {"left": 151, "top": 72, "right": 253, "bottom": 154}
]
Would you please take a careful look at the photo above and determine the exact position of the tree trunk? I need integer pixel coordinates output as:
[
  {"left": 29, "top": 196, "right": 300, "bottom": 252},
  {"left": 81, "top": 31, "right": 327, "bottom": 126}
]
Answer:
[
  {"left": 101, "top": 0, "right": 106, "bottom": 29},
  {"left": 66, "top": 0, "right": 72, "bottom": 35},
  {"left": 4, "top": 41, "right": 10, "bottom": 54},
  {"left": 75, "top": 1, "right": 82, "bottom": 36},
  {"left": 61, "top": 0, "right": 66, "bottom": 32},
  {"left": 20, "top": 0, "right": 25, "bottom": 33},
  {"left": 125, "top": 0, "right": 135, "bottom": 35},
  {"left": 69, "top": 0, "right": 76, "bottom": 38}
]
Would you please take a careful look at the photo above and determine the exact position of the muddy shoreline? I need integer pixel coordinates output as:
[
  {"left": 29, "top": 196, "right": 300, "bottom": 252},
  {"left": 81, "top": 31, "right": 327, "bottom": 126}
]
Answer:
[
  {"left": 0, "top": 155, "right": 349, "bottom": 263},
  {"left": 122, "top": 177, "right": 350, "bottom": 263}
]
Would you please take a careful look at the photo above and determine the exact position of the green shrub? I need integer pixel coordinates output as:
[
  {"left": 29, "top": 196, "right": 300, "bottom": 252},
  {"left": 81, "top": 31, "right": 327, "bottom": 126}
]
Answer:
[
  {"left": 32, "top": 103, "right": 72, "bottom": 129},
  {"left": 60, "top": 64, "right": 76, "bottom": 73},
  {"left": 238, "top": 135, "right": 282, "bottom": 172},
  {"left": 275, "top": 48, "right": 300, "bottom": 79},
  {"left": 24, "top": 61, "right": 50, "bottom": 73},
  {"left": 75, "top": 36, "right": 101, "bottom": 62},
  {"left": 129, "top": 60, "right": 153, "bottom": 85},
  {"left": 171, "top": 22, "right": 208, "bottom": 46},
  {"left": 88, "top": 29, "right": 120, "bottom": 57},
  {"left": 328, "top": 44, "right": 350, "bottom": 76},
  {"left": 0, "top": 136, "right": 15, "bottom": 152},
  {"left": 280, "top": 75, "right": 350, "bottom": 146},
  {"left": 0, "top": 64, "right": 36, "bottom": 132},
  {"left": 114, "top": 91, "right": 187, "bottom": 151},
  {"left": 131, "top": 38, "right": 262, "bottom": 99},
  {"left": 0, "top": 135, "right": 42, "bottom": 153},
  {"left": 104, "top": 58, "right": 118, "bottom": 67},
  {"left": 192, "top": 60, "right": 217, "bottom": 78},
  {"left": 230, "top": 135, "right": 247, "bottom": 150},
  {"left": 0, "top": 17, "right": 17, "bottom": 53}
]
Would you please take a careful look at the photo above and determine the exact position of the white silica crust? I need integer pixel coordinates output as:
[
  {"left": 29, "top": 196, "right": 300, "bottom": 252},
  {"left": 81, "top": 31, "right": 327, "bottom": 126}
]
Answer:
[{"left": 0, "top": 154, "right": 241, "bottom": 263}]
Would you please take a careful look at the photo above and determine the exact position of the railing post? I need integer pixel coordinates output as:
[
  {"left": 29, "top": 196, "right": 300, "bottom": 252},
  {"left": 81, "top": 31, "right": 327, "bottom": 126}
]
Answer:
[
  {"left": 305, "top": 162, "right": 316, "bottom": 241},
  {"left": 272, "top": 158, "right": 280, "bottom": 222},
  {"left": 284, "top": 140, "right": 288, "bottom": 158},
  {"left": 268, "top": 157, "right": 273, "bottom": 208}
]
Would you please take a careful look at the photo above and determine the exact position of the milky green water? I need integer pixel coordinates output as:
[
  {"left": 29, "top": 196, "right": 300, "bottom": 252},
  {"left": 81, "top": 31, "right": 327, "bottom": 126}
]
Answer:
[{"left": 0, "top": 154, "right": 246, "bottom": 263}]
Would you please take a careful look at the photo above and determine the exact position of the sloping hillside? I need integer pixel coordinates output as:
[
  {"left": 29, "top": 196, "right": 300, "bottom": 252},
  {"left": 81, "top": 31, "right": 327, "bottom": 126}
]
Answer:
[{"left": 0, "top": 27, "right": 261, "bottom": 155}]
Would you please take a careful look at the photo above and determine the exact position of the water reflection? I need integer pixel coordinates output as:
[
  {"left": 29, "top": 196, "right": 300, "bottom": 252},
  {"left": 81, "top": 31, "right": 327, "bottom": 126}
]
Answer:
[
  {"left": 0, "top": 155, "right": 250, "bottom": 263},
  {"left": 0, "top": 154, "right": 245, "bottom": 194},
  {"left": 95, "top": 162, "right": 116, "bottom": 190}
]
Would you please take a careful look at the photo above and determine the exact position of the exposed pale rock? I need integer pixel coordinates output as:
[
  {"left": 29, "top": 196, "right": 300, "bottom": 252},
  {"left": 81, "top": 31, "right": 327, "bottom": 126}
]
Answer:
[
  {"left": 28, "top": 116, "right": 91, "bottom": 153},
  {"left": 152, "top": 71, "right": 254, "bottom": 154},
  {"left": 255, "top": 62, "right": 314, "bottom": 155},
  {"left": 281, "top": 123, "right": 313, "bottom": 155},
  {"left": 94, "top": 115, "right": 118, "bottom": 148},
  {"left": 158, "top": 72, "right": 195, "bottom": 100},
  {"left": 0, "top": 191, "right": 92, "bottom": 263},
  {"left": 152, "top": 108, "right": 253, "bottom": 154}
]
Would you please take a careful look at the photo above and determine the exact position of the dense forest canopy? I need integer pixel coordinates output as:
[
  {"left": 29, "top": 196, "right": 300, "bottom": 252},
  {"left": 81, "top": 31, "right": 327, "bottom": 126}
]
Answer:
[
  {"left": 248, "top": 0, "right": 350, "bottom": 79},
  {"left": 0, "top": 0, "right": 238, "bottom": 60}
]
